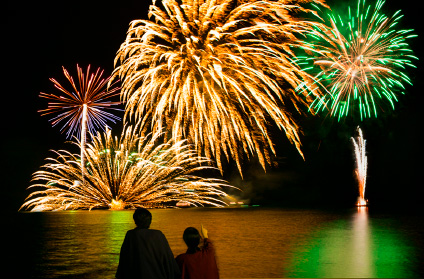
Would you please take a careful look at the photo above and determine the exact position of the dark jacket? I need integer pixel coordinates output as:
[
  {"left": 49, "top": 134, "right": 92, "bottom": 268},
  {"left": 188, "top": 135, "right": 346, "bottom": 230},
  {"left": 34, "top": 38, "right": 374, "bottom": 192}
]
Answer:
[{"left": 116, "top": 228, "right": 180, "bottom": 279}]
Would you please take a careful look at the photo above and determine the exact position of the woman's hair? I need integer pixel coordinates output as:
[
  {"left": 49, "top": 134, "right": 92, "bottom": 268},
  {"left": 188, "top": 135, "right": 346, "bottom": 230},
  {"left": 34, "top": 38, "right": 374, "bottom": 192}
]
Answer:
[
  {"left": 183, "top": 227, "right": 201, "bottom": 249},
  {"left": 133, "top": 208, "right": 152, "bottom": 229}
]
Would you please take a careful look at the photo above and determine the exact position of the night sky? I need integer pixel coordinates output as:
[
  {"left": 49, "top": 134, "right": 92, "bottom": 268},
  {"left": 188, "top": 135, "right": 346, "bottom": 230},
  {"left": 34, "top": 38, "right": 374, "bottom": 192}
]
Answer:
[{"left": 4, "top": 0, "right": 424, "bottom": 213}]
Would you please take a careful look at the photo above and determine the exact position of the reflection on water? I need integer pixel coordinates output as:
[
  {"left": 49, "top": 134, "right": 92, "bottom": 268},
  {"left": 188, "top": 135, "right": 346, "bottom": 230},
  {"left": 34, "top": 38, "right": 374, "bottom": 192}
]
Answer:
[
  {"left": 6, "top": 208, "right": 423, "bottom": 278},
  {"left": 352, "top": 207, "right": 372, "bottom": 277},
  {"left": 16, "top": 211, "right": 134, "bottom": 278},
  {"left": 286, "top": 207, "right": 420, "bottom": 278}
]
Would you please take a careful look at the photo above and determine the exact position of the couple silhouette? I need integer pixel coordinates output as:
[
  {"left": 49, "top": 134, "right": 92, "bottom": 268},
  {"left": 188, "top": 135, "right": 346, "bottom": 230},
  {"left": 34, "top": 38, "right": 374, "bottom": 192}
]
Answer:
[{"left": 116, "top": 208, "right": 219, "bottom": 279}]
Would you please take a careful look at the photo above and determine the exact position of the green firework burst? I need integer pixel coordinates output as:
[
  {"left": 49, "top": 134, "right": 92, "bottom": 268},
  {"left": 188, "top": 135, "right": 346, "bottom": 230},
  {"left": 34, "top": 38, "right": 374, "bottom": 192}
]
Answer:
[{"left": 296, "top": 0, "right": 418, "bottom": 120}]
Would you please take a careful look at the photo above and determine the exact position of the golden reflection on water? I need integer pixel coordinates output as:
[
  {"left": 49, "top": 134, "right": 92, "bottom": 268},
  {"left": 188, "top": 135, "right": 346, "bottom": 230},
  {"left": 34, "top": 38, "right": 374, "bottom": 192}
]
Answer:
[
  {"left": 351, "top": 207, "right": 373, "bottom": 277},
  {"left": 32, "top": 211, "right": 134, "bottom": 278},
  {"left": 11, "top": 208, "right": 421, "bottom": 278}
]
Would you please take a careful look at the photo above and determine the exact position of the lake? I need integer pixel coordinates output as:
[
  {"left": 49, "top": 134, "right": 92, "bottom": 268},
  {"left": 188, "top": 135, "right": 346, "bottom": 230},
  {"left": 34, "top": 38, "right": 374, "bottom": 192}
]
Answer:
[{"left": 5, "top": 207, "right": 424, "bottom": 278}]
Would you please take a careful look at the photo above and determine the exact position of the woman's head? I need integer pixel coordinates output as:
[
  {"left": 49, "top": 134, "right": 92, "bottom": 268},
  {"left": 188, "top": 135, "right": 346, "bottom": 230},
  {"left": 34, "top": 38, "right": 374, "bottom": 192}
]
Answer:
[
  {"left": 133, "top": 208, "right": 152, "bottom": 229},
  {"left": 183, "top": 227, "right": 200, "bottom": 249}
]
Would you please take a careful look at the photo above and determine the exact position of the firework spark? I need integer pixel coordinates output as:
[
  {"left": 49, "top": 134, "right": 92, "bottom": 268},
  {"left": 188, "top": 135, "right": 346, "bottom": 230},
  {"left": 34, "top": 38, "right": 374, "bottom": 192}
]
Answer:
[
  {"left": 351, "top": 126, "right": 367, "bottom": 206},
  {"left": 20, "top": 126, "right": 234, "bottom": 211},
  {"left": 112, "top": 0, "right": 327, "bottom": 174},
  {"left": 40, "top": 64, "right": 122, "bottom": 139},
  {"left": 39, "top": 65, "right": 122, "bottom": 169},
  {"left": 296, "top": 0, "right": 418, "bottom": 120}
]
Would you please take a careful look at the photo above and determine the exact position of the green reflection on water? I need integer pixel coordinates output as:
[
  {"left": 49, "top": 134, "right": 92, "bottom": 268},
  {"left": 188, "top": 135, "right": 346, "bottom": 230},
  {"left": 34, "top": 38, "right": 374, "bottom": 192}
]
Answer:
[
  {"left": 286, "top": 208, "right": 416, "bottom": 278},
  {"left": 104, "top": 210, "right": 134, "bottom": 265},
  {"left": 38, "top": 210, "right": 135, "bottom": 277}
]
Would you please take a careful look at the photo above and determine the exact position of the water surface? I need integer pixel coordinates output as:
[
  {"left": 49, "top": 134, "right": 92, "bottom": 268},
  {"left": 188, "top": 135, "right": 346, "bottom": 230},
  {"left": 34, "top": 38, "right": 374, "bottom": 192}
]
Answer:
[{"left": 5, "top": 207, "right": 423, "bottom": 278}]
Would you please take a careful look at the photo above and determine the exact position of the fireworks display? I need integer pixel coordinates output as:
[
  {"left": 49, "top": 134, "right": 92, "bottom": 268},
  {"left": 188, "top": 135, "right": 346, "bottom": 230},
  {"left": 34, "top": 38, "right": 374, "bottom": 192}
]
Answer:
[
  {"left": 296, "top": 0, "right": 418, "bottom": 120},
  {"left": 20, "top": 126, "right": 233, "bottom": 211},
  {"left": 40, "top": 64, "right": 122, "bottom": 139},
  {"left": 112, "top": 0, "right": 328, "bottom": 174},
  {"left": 351, "top": 126, "right": 367, "bottom": 206},
  {"left": 20, "top": 0, "right": 419, "bottom": 212},
  {"left": 39, "top": 64, "right": 122, "bottom": 170}
]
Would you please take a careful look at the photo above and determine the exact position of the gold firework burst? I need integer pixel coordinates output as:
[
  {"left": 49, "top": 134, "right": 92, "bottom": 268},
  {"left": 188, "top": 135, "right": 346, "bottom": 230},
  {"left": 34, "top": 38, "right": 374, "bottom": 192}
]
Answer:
[
  {"left": 113, "top": 0, "right": 326, "bottom": 174},
  {"left": 20, "top": 126, "right": 234, "bottom": 211}
]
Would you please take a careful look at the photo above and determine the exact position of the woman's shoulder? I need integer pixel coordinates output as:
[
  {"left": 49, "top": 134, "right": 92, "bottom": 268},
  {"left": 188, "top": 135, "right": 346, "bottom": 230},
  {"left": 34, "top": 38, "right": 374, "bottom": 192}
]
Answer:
[{"left": 175, "top": 252, "right": 192, "bottom": 263}]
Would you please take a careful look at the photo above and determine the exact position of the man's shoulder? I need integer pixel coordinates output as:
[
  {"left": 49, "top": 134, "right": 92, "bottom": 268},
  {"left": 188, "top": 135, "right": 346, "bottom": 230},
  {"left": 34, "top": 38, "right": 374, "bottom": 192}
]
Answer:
[
  {"left": 147, "top": 228, "right": 163, "bottom": 234},
  {"left": 145, "top": 228, "right": 164, "bottom": 236},
  {"left": 129, "top": 228, "right": 165, "bottom": 237}
]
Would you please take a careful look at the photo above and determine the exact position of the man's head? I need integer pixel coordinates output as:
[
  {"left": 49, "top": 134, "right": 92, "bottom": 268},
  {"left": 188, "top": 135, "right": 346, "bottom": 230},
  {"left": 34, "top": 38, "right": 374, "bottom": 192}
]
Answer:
[
  {"left": 183, "top": 227, "right": 200, "bottom": 249},
  {"left": 133, "top": 208, "right": 152, "bottom": 229}
]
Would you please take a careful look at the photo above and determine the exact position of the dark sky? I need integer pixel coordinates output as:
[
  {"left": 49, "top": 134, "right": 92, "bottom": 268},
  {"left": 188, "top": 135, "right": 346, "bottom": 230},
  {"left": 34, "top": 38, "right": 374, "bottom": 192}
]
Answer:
[{"left": 4, "top": 0, "right": 424, "bottom": 212}]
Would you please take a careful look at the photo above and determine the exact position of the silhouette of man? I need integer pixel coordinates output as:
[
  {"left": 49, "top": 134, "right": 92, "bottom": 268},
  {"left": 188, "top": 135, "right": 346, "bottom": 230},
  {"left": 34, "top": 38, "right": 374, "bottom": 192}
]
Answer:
[{"left": 116, "top": 208, "right": 180, "bottom": 279}]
